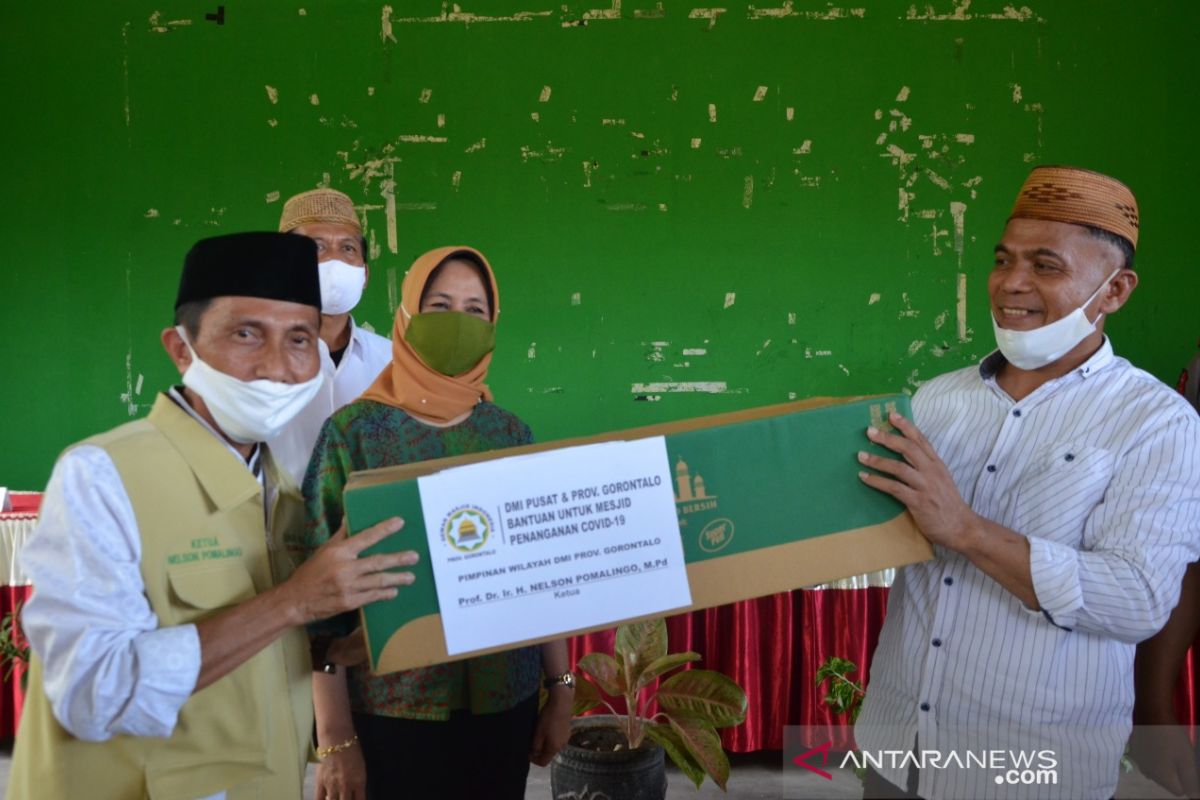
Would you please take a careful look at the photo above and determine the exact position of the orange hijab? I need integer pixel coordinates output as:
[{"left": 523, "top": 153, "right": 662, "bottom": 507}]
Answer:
[{"left": 359, "top": 246, "right": 501, "bottom": 422}]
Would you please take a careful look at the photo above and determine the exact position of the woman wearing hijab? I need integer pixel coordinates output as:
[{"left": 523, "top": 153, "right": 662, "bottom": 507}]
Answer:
[{"left": 299, "top": 247, "right": 573, "bottom": 800}]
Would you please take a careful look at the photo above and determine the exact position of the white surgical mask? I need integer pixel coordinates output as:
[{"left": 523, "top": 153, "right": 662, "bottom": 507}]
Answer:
[
  {"left": 991, "top": 268, "right": 1120, "bottom": 370},
  {"left": 318, "top": 259, "right": 366, "bottom": 315},
  {"left": 176, "top": 327, "right": 323, "bottom": 444}
]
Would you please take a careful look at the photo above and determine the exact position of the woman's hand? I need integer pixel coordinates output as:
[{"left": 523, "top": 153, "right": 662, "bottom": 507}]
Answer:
[
  {"left": 326, "top": 627, "right": 368, "bottom": 667},
  {"left": 315, "top": 742, "right": 368, "bottom": 800},
  {"left": 529, "top": 688, "right": 573, "bottom": 766}
]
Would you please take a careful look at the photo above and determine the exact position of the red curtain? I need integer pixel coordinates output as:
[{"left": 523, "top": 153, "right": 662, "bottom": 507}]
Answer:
[
  {"left": 568, "top": 588, "right": 890, "bottom": 752},
  {"left": 0, "top": 585, "right": 31, "bottom": 740}
]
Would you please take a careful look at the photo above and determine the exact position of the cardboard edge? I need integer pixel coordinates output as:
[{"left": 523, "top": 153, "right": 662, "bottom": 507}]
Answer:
[
  {"left": 346, "top": 395, "right": 894, "bottom": 492},
  {"left": 370, "top": 512, "right": 930, "bottom": 674}
]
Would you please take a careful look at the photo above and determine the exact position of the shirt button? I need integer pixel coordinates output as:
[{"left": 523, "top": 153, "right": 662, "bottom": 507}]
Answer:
[
  {"left": 1012, "top": 409, "right": 1022, "bottom": 418},
  {"left": 932, "top": 638, "right": 942, "bottom": 647},
  {"left": 986, "top": 464, "right": 997, "bottom": 473},
  {"left": 944, "top": 577, "right": 954, "bottom": 586},
  {"left": 920, "top": 702, "right": 931, "bottom": 712}
]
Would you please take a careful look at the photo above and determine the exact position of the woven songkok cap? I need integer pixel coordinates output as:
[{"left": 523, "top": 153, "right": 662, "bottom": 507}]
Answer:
[
  {"left": 279, "top": 188, "right": 361, "bottom": 233},
  {"left": 1009, "top": 165, "right": 1139, "bottom": 250}
]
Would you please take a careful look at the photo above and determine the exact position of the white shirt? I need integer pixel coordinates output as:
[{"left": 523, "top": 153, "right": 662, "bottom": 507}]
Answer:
[
  {"left": 268, "top": 317, "right": 392, "bottom": 486},
  {"left": 855, "top": 340, "right": 1200, "bottom": 800},
  {"left": 22, "top": 389, "right": 268, "bottom": 800}
]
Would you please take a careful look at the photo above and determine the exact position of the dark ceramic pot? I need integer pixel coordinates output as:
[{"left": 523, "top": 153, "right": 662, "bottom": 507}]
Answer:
[{"left": 550, "top": 715, "right": 667, "bottom": 800}]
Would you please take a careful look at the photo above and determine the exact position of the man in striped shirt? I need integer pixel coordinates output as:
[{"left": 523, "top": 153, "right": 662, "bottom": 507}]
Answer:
[{"left": 854, "top": 166, "right": 1200, "bottom": 799}]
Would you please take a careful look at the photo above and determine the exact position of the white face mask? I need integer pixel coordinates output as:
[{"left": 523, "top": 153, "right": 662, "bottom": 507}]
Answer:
[
  {"left": 318, "top": 259, "right": 366, "bottom": 315},
  {"left": 991, "top": 268, "right": 1120, "bottom": 370},
  {"left": 176, "top": 327, "right": 323, "bottom": 444}
]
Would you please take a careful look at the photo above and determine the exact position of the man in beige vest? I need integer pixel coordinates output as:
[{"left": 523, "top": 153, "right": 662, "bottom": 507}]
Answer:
[{"left": 9, "top": 232, "right": 420, "bottom": 800}]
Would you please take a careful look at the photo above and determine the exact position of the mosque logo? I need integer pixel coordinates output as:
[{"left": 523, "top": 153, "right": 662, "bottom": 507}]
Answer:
[
  {"left": 674, "top": 456, "right": 725, "bottom": 547},
  {"left": 868, "top": 401, "right": 900, "bottom": 434},
  {"left": 443, "top": 506, "right": 493, "bottom": 553}
]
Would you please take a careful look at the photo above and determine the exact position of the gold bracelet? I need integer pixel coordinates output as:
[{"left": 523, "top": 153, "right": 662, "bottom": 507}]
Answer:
[{"left": 316, "top": 735, "right": 359, "bottom": 759}]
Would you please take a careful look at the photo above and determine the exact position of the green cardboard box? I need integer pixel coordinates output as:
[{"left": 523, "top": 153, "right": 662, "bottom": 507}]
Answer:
[{"left": 345, "top": 394, "right": 931, "bottom": 674}]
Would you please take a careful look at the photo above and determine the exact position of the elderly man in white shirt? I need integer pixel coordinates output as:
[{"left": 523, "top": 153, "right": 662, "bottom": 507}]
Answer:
[
  {"left": 853, "top": 166, "right": 1200, "bottom": 799},
  {"left": 269, "top": 188, "right": 393, "bottom": 485}
]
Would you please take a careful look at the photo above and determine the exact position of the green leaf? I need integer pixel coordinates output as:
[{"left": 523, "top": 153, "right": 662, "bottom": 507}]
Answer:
[
  {"left": 577, "top": 652, "right": 625, "bottom": 697},
  {"left": 666, "top": 711, "right": 731, "bottom": 790},
  {"left": 571, "top": 675, "right": 605, "bottom": 717},
  {"left": 657, "top": 669, "right": 748, "bottom": 727},
  {"left": 615, "top": 619, "right": 667, "bottom": 689},
  {"left": 635, "top": 651, "right": 700, "bottom": 691},
  {"left": 645, "top": 722, "right": 706, "bottom": 789}
]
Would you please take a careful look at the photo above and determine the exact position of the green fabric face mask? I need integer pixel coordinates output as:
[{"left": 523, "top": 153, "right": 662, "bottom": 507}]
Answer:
[{"left": 405, "top": 311, "right": 496, "bottom": 376}]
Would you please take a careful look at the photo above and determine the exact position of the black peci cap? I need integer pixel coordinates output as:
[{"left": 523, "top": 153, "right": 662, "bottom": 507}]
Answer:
[{"left": 175, "top": 232, "right": 321, "bottom": 310}]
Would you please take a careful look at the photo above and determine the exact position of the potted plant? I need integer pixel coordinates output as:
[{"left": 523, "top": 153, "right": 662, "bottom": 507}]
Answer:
[{"left": 551, "top": 618, "right": 748, "bottom": 799}]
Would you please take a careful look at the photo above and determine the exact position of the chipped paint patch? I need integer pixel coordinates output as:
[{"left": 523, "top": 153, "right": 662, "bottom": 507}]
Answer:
[
  {"left": 419, "top": 88, "right": 432, "bottom": 103},
  {"left": 748, "top": 3, "right": 867, "bottom": 20},
  {"left": 907, "top": 340, "right": 926, "bottom": 356},
  {"left": 464, "top": 138, "right": 488, "bottom": 152},
  {"left": 906, "top": 1, "right": 1043, "bottom": 22},
  {"left": 787, "top": 312, "right": 797, "bottom": 325},
  {"left": 708, "top": 103, "right": 718, "bottom": 123},
  {"left": 896, "top": 86, "right": 911, "bottom": 102},
  {"left": 742, "top": 176, "right": 754, "bottom": 208},
  {"left": 950, "top": 201, "right": 967, "bottom": 266},
  {"left": 689, "top": 7, "right": 726, "bottom": 28},
  {"left": 144, "top": 209, "right": 159, "bottom": 218},
  {"left": 531, "top": 112, "right": 540, "bottom": 122},
  {"left": 753, "top": 85, "right": 769, "bottom": 102},
  {"left": 265, "top": 85, "right": 279, "bottom": 104},
  {"left": 397, "top": 134, "right": 448, "bottom": 143},
  {"left": 391, "top": 5, "right": 552, "bottom": 23},
  {"left": 793, "top": 140, "right": 812, "bottom": 155},
  {"left": 539, "top": 85, "right": 552, "bottom": 102},
  {"left": 368, "top": 86, "right": 376, "bottom": 96},
  {"left": 381, "top": 5, "right": 398, "bottom": 41},
  {"left": 956, "top": 272, "right": 969, "bottom": 341},
  {"left": 386, "top": 267, "right": 399, "bottom": 313},
  {"left": 437, "top": 114, "right": 446, "bottom": 128},
  {"left": 265, "top": 191, "right": 280, "bottom": 203},
  {"left": 838, "top": 364, "right": 851, "bottom": 375},
  {"left": 630, "top": 382, "right": 742, "bottom": 394},
  {"left": 571, "top": 292, "right": 581, "bottom": 306},
  {"left": 451, "top": 170, "right": 462, "bottom": 190},
  {"left": 690, "top": 137, "right": 702, "bottom": 149},
  {"left": 381, "top": 165, "right": 398, "bottom": 254},
  {"left": 310, "top": 94, "right": 320, "bottom": 106},
  {"left": 1010, "top": 82, "right": 1023, "bottom": 103},
  {"left": 723, "top": 292, "right": 736, "bottom": 309},
  {"left": 527, "top": 342, "right": 537, "bottom": 360},
  {"left": 606, "top": 203, "right": 647, "bottom": 212},
  {"left": 683, "top": 348, "right": 707, "bottom": 356},
  {"left": 786, "top": 107, "right": 795, "bottom": 121},
  {"left": 602, "top": 118, "right": 626, "bottom": 126},
  {"left": 869, "top": 292, "right": 881, "bottom": 305},
  {"left": 935, "top": 310, "right": 948, "bottom": 330}
]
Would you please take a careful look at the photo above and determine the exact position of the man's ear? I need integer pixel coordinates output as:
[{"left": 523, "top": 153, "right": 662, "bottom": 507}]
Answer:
[
  {"left": 1099, "top": 269, "right": 1138, "bottom": 315},
  {"left": 161, "top": 327, "right": 193, "bottom": 376}
]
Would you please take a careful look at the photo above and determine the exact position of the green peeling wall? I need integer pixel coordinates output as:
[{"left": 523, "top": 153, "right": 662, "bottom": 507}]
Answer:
[{"left": 1, "top": 1, "right": 1197, "bottom": 489}]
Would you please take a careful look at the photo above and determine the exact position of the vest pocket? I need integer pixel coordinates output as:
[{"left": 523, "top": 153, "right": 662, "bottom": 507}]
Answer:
[{"left": 167, "top": 562, "right": 257, "bottom": 616}]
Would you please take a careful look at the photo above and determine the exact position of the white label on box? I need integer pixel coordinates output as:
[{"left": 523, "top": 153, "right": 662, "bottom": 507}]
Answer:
[{"left": 417, "top": 436, "right": 691, "bottom": 655}]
